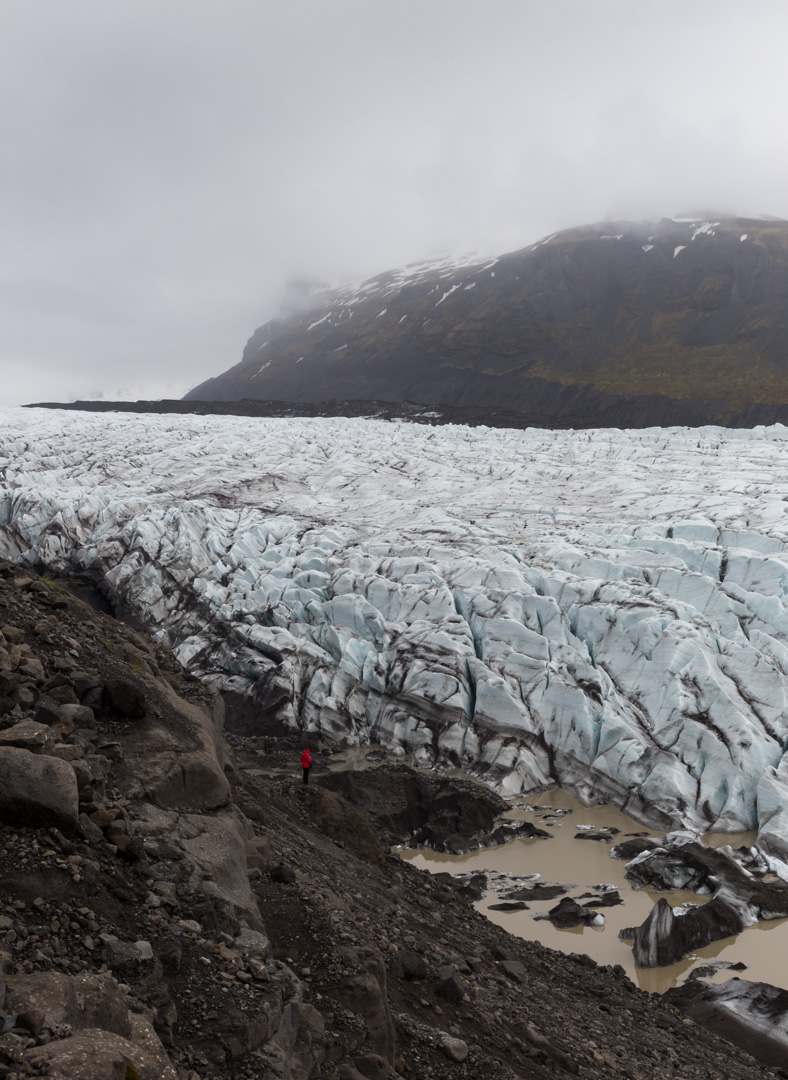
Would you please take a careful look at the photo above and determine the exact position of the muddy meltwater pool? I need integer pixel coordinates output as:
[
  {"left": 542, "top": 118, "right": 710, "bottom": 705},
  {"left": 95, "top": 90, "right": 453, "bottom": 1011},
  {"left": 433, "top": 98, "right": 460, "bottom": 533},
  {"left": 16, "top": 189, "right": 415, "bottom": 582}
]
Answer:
[
  {"left": 399, "top": 789, "right": 788, "bottom": 995},
  {"left": 244, "top": 747, "right": 788, "bottom": 994}
]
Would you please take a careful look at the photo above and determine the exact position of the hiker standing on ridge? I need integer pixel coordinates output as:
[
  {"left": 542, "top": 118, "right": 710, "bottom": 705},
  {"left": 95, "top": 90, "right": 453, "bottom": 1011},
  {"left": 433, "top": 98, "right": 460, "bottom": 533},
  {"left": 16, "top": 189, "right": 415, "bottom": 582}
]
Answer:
[{"left": 301, "top": 747, "right": 312, "bottom": 785}]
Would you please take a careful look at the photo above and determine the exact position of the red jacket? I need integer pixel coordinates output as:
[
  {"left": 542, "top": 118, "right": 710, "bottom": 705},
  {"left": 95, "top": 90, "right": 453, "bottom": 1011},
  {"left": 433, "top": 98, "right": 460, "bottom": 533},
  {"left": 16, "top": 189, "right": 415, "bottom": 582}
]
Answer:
[{"left": 301, "top": 750, "right": 311, "bottom": 769}]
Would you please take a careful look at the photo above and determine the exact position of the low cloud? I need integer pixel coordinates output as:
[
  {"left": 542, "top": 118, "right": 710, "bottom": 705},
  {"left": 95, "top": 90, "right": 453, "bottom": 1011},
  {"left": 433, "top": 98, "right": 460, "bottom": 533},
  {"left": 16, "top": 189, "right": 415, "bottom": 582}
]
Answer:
[{"left": 2, "top": 0, "right": 787, "bottom": 405}]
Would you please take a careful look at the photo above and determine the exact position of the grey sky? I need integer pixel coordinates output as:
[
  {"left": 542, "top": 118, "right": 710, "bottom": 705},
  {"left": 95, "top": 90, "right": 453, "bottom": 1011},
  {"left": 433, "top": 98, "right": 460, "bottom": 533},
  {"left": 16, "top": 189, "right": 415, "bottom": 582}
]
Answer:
[{"left": 2, "top": 0, "right": 788, "bottom": 405}]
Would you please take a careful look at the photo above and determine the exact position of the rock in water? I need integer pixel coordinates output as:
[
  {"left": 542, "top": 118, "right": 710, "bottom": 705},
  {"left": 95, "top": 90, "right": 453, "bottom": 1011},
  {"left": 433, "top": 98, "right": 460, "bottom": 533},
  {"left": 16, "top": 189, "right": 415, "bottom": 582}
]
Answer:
[
  {"left": 537, "top": 897, "right": 604, "bottom": 930},
  {"left": 630, "top": 896, "right": 749, "bottom": 969}
]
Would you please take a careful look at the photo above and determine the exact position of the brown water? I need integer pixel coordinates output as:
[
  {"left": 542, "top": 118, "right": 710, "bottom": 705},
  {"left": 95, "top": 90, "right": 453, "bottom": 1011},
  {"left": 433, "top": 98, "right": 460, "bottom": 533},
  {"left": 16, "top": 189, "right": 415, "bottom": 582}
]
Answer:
[{"left": 399, "top": 788, "right": 788, "bottom": 994}]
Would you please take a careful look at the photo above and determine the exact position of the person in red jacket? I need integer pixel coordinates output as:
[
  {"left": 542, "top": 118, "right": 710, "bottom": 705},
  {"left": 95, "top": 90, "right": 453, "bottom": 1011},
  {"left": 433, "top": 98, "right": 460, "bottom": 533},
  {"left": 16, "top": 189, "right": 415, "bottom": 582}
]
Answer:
[{"left": 300, "top": 748, "right": 311, "bottom": 785}]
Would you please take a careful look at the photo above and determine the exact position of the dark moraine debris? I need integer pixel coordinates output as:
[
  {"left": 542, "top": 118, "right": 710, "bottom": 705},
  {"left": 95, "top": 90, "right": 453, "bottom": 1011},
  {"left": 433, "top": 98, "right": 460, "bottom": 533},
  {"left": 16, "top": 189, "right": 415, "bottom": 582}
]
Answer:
[{"left": 665, "top": 977, "right": 788, "bottom": 1071}]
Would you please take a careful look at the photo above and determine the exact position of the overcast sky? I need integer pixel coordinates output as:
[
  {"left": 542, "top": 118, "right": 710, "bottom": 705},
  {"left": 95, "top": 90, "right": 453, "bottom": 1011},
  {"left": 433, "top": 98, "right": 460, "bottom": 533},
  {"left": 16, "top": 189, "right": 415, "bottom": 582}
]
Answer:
[{"left": 3, "top": 0, "right": 788, "bottom": 406}]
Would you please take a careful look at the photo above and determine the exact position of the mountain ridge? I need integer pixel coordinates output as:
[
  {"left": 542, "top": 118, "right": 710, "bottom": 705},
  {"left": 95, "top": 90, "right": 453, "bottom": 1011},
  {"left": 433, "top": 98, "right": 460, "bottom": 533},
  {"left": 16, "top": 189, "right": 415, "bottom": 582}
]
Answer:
[{"left": 185, "top": 216, "right": 788, "bottom": 427}]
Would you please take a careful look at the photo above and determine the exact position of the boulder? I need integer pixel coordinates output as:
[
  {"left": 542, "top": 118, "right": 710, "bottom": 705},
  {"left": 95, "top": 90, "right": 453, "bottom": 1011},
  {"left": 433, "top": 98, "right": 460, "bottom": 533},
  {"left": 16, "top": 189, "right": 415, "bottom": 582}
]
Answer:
[
  {"left": 500, "top": 959, "right": 527, "bottom": 984},
  {"left": 352, "top": 1052, "right": 389, "bottom": 1079},
  {"left": 103, "top": 677, "right": 147, "bottom": 719},
  {"left": 436, "top": 965, "right": 468, "bottom": 1004},
  {"left": 0, "top": 720, "right": 56, "bottom": 754},
  {"left": 117, "top": 680, "right": 231, "bottom": 812},
  {"left": 24, "top": 1026, "right": 177, "bottom": 1080},
  {"left": 391, "top": 949, "right": 428, "bottom": 981},
  {"left": 290, "top": 1004, "right": 326, "bottom": 1080},
  {"left": 177, "top": 806, "right": 264, "bottom": 929},
  {"left": 5, "top": 972, "right": 80, "bottom": 1030},
  {"left": 440, "top": 1036, "right": 469, "bottom": 1063},
  {"left": 0, "top": 747, "right": 78, "bottom": 830}
]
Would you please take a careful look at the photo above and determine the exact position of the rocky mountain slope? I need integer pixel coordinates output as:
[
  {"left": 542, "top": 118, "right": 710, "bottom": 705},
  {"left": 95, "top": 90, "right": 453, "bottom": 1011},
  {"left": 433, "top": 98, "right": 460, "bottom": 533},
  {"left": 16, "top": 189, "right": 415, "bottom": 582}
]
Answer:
[
  {"left": 186, "top": 216, "right": 788, "bottom": 428},
  {"left": 0, "top": 555, "right": 783, "bottom": 1080}
]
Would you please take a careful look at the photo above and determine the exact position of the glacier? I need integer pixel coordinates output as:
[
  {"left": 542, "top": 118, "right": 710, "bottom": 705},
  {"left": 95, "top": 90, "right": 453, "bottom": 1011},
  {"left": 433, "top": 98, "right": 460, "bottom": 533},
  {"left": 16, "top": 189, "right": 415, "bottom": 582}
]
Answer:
[{"left": 3, "top": 408, "right": 788, "bottom": 854}]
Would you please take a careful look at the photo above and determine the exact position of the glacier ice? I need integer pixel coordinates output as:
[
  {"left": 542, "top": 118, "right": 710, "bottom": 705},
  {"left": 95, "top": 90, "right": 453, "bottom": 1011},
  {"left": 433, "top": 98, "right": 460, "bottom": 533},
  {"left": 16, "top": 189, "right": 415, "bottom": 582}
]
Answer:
[{"left": 4, "top": 409, "right": 788, "bottom": 851}]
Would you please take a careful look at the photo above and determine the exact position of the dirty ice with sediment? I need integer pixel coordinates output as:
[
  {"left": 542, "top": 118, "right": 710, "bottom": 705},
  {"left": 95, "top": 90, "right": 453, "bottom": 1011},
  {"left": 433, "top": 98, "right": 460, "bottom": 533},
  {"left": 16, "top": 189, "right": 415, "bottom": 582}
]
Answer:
[{"left": 3, "top": 408, "right": 788, "bottom": 867}]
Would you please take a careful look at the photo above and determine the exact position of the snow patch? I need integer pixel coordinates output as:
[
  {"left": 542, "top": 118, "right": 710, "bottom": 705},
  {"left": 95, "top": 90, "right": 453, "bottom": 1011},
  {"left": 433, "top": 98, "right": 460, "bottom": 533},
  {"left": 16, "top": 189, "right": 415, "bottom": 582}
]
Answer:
[
  {"left": 690, "top": 222, "right": 720, "bottom": 241},
  {"left": 436, "top": 284, "right": 461, "bottom": 307}
]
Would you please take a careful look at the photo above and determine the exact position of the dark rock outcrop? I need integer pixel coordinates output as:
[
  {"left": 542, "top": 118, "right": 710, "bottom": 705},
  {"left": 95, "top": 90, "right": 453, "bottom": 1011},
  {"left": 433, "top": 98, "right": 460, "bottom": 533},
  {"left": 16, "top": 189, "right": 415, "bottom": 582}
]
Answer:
[{"left": 317, "top": 763, "right": 547, "bottom": 853}]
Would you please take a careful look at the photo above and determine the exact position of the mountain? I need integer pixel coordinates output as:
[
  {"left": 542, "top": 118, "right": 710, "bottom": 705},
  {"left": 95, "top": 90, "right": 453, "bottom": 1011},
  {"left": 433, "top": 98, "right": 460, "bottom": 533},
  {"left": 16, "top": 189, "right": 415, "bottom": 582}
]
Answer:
[{"left": 185, "top": 215, "right": 788, "bottom": 427}]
